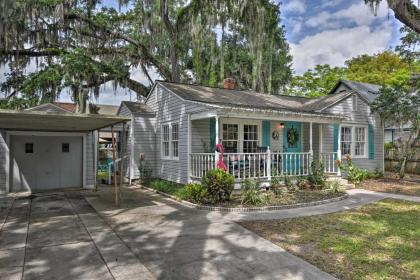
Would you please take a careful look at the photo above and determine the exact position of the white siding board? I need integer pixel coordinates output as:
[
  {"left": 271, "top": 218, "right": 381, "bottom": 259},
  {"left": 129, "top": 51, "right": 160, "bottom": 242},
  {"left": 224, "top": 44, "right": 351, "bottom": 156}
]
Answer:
[
  {"left": 324, "top": 95, "right": 384, "bottom": 171},
  {"left": 146, "top": 84, "right": 212, "bottom": 183}
]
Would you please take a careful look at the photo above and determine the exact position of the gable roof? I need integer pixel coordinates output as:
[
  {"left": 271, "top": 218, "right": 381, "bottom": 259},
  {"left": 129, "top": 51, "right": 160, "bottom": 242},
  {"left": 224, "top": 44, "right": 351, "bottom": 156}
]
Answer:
[
  {"left": 330, "top": 79, "right": 380, "bottom": 103},
  {"left": 157, "top": 81, "right": 320, "bottom": 114},
  {"left": 119, "top": 101, "right": 154, "bottom": 114},
  {"left": 26, "top": 102, "right": 76, "bottom": 113}
]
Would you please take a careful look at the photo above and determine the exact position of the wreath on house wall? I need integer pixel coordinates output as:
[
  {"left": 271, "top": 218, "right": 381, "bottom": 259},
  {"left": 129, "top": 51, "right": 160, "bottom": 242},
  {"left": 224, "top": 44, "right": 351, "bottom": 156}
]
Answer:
[{"left": 287, "top": 127, "right": 299, "bottom": 146}]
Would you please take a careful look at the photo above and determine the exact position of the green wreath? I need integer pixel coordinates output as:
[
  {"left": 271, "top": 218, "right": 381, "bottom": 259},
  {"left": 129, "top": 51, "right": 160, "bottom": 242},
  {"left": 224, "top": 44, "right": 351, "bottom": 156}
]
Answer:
[{"left": 287, "top": 127, "right": 299, "bottom": 146}]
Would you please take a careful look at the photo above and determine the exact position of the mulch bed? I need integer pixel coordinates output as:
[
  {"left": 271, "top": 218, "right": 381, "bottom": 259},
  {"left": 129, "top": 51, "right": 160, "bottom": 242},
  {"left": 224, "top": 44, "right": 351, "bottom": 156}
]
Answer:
[
  {"left": 359, "top": 172, "right": 420, "bottom": 196},
  {"left": 203, "top": 190, "right": 345, "bottom": 208}
]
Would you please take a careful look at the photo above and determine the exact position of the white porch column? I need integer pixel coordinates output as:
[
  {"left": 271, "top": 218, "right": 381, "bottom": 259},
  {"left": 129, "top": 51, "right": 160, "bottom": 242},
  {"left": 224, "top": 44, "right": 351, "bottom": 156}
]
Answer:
[
  {"left": 337, "top": 123, "right": 342, "bottom": 176},
  {"left": 319, "top": 124, "right": 323, "bottom": 153},
  {"left": 214, "top": 115, "right": 219, "bottom": 169},
  {"left": 187, "top": 114, "right": 192, "bottom": 182},
  {"left": 309, "top": 122, "right": 313, "bottom": 155},
  {"left": 267, "top": 146, "right": 271, "bottom": 185}
]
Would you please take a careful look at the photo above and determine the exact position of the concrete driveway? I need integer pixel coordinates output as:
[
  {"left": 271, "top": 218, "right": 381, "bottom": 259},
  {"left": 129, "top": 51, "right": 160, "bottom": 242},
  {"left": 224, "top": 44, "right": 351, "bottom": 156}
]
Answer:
[
  {"left": 0, "top": 192, "right": 152, "bottom": 280},
  {"left": 3, "top": 187, "right": 388, "bottom": 279}
]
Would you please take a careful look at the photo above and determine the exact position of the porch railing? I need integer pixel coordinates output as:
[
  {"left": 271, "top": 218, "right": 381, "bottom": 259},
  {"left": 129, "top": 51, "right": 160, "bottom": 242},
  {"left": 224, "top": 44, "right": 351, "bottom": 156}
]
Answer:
[
  {"left": 190, "top": 151, "right": 314, "bottom": 181},
  {"left": 320, "top": 152, "right": 338, "bottom": 174}
]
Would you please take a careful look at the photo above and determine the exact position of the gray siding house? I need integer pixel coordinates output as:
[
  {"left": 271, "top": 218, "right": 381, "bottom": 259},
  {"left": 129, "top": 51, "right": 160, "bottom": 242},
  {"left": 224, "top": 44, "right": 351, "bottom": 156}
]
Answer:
[{"left": 121, "top": 80, "right": 384, "bottom": 185}]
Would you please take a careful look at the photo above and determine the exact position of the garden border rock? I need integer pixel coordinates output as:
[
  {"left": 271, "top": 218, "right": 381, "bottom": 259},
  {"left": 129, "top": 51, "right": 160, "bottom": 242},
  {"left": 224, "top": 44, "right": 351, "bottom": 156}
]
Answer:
[{"left": 139, "top": 185, "right": 349, "bottom": 212}]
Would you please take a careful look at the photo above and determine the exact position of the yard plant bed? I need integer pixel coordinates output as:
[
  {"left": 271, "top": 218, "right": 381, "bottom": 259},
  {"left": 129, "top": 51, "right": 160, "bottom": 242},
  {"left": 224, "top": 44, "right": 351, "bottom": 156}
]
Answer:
[
  {"left": 143, "top": 179, "right": 346, "bottom": 210},
  {"left": 240, "top": 199, "right": 420, "bottom": 280},
  {"left": 203, "top": 190, "right": 345, "bottom": 208},
  {"left": 360, "top": 172, "right": 420, "bottom": 196}
]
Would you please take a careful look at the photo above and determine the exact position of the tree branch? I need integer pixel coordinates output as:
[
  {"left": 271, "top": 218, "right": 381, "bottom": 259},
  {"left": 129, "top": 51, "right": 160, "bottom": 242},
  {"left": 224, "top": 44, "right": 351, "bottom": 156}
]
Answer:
[
  {"left": 64, "top": 11, "right": 172, "bottom": 79},
  {"left": 390, "top": 0, "right": 420, "bottom": 34},
  {"left": 121, "top": 78, "right": 150, "bottom": 97}
]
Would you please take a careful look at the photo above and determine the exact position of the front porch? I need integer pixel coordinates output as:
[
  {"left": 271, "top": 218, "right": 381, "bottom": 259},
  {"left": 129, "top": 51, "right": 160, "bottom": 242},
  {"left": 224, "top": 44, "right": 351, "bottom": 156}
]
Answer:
[{"left": 187, "top": 108, "right": 343, "bottom": 184}]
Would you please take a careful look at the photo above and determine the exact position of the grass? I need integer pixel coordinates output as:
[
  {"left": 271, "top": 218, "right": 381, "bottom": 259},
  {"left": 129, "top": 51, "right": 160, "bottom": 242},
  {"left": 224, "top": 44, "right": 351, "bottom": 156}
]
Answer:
[
  {"left": 145, "top": 179, "right": 187, "bottom": 199},
  {"left": 240, "top": 199, "right": 420, "bottom": 280}
]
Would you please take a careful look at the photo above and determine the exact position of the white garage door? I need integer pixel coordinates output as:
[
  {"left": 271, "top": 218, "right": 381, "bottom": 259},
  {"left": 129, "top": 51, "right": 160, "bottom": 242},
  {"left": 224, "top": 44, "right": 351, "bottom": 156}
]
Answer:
[{"left": 11, "top": 135, "right": 83, "bottom": 192}]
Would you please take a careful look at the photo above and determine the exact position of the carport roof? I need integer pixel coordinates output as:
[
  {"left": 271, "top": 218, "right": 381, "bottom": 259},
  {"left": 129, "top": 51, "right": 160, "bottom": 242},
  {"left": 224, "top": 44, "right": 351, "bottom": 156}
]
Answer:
[{"left": 0, "top": 109, "right": 130, "bottom": 132}]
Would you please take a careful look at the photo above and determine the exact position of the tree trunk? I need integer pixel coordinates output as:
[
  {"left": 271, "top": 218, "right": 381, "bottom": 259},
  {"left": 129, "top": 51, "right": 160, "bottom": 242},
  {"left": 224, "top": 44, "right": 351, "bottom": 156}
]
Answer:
[
  {"left": 267, "top": 35, "right": 274, "bottom": 94},
  {"left": 170, "top": 40, "right": 179, "bottom": 82},
  {"left": 219, "top": 23, "right": 225, "bottom": 84},
  {"left": 399, "top": 156, "right": 407, "bottom": 179}
]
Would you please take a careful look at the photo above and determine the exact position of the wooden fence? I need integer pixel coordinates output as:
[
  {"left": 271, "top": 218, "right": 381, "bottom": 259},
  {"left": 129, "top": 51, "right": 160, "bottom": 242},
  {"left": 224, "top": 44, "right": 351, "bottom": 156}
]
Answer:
[{"left": 385, "top": 148, "right": 420, "bottom": 174}]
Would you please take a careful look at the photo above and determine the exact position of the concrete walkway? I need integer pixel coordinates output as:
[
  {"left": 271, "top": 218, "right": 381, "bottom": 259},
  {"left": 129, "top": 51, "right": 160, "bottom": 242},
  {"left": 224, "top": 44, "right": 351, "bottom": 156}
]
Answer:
[
  {"left": 0, "top": 192, "right": 154, "bottom": 280},
  {"left": 1, "top": 187, "right": 418, "bottom": 280}
]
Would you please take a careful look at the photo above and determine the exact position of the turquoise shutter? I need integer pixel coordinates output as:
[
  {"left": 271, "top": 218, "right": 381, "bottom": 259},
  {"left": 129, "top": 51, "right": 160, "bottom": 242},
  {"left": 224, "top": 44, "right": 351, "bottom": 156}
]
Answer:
[
  {"left": 333, "top": 124, "right": 339, "bottom": 153},
  {"left": 262, "top": 120, "right": 271, "bottom": 147},
  {"left": 209, "top": 117, "right": 216, "bottom": 151},
  {"left": 368, "top": 124, "right": 374, "bottom": 159}
]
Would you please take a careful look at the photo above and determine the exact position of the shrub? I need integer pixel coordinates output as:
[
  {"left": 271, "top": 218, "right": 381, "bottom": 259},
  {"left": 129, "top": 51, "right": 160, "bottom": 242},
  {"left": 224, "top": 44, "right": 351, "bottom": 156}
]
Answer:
[
  {"left": 183, "top": 183, "right": 207, "bottom": 203},
  {"left": 338, "top": 155, "right": 369, "bottom": 185},
  {"left": 283, "top": 176, "right": 293, "bottom": 188},
  {"left": 240, "top": 179, "right": 263, "bottom": 205},
  {"left": 297, "top": 178, "right": 311, "bottom": 190},
  {"left": 384, "top": 142, "right": 395, "bottom": 150},
  {"left": 201, "top": 168, "right": 234, "bottom": 203},
  {"left": 328, "top": 180, "right": 343, "bottom": 194},
  {"left": 366, "top": 169, "right": 384, "bottom": 179},
  {"left": 308, "top": 160, "right": 327, "bottom": 189}
]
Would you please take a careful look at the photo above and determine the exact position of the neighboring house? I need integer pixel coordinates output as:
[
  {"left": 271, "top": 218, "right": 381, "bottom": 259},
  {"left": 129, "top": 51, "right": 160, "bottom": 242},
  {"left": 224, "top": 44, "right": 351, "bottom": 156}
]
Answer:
[
  {"left": 0, "top": 104, "right": 128, "bottom": 194},
  {"left": 384, "top": 123, "right": 413, "bottom": 144},
  {"left": 120, "top": 79, "right": 384, "bottom": 185}
]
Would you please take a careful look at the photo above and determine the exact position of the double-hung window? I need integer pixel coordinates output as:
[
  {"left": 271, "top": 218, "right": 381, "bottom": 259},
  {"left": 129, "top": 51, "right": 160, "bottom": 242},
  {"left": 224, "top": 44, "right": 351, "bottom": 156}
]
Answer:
[
  {"left": 222, "top": 124, "right": 239, "bottom": 153},
  {"left": 243, "top": 125, "right": 258, "bottom": 153},
  {"left": 340, "top": 126, "right": 367, "bottom": 158},
  {"left": 162, "top": 123, "right": 179, "bottom": 159},
  {"left": 162, "top": 125, "right": 170, "bottom": 158},
  {"left": 354, "top": 127, "right": 366, "bottom": 157},
  {"left": 341, "top": 126, "right": 352, "bottom": 155},
  {"left": 171, "top": 124, "right": 179, "bottom": 158}
]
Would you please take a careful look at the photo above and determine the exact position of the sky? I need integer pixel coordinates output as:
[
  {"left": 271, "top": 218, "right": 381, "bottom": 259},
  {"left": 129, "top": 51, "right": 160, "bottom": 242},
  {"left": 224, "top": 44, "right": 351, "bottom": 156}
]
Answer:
[
  {"left": 0, "top": 0, "right": 404, "bottom": 105},
  {"left": 281, "top": 0, "right": 402, "bottom": 74}
]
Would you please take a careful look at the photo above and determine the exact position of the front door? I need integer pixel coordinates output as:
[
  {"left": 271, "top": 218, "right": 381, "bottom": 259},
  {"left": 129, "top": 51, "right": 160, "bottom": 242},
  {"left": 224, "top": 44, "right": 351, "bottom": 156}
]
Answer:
[{"left": 283, "top": 122, "right": 302, "bottom": 174}]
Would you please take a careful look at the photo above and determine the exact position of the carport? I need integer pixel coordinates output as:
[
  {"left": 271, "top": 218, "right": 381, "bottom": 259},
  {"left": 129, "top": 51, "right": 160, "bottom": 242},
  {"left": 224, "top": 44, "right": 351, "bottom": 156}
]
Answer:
[{"left": 0, "top": 109, "right": 130, "bottom": 194}]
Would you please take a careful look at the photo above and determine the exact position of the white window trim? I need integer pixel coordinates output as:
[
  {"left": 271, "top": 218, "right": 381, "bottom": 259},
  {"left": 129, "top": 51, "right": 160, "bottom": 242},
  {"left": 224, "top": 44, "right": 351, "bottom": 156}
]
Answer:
[
  {"left": 161, "top": 122, "right": 179, "bottom": 160},
  {"left": 341, "top": 125, "right": 368, "bottom": 159},
  {"left": 220, "top": 118, "right": 262, "bottom": 153}
]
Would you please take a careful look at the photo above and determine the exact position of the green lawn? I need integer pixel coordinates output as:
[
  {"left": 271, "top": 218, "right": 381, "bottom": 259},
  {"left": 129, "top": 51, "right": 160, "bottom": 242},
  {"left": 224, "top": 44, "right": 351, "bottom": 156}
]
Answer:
[{"left": 240, "top": 199, "right": 420, "bottom": 280}]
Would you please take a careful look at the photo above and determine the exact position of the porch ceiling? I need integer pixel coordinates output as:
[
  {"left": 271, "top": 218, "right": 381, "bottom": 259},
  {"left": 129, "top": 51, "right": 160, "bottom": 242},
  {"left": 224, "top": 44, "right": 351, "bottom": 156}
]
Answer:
[{"left": 0, "top": 109, "right": 130, "bottom": 132}]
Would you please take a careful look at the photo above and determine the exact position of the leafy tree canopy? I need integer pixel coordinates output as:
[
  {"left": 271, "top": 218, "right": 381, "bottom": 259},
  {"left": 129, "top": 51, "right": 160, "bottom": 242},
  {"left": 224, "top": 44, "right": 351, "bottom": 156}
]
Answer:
[
  {"left": 370, "top": 83, "right": 419, "bottom": 178},
  {"left": 345, "top": 51, "right": 417, "bottom": 87},
  {"left": 288, "top": 49, "right": 419, "bottom": 98},
  {"left": 286, "top": 65, "right": 346, "bottom": 98},
  {"left": 0, "top": 0, "right": 292, "bottom": 109}
]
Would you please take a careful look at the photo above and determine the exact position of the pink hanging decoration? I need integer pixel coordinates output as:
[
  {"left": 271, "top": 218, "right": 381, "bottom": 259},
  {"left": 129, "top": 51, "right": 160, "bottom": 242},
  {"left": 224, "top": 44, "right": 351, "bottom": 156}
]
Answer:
[{"left": 215, "top": 143, "right": 227, "bottom": 171}]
